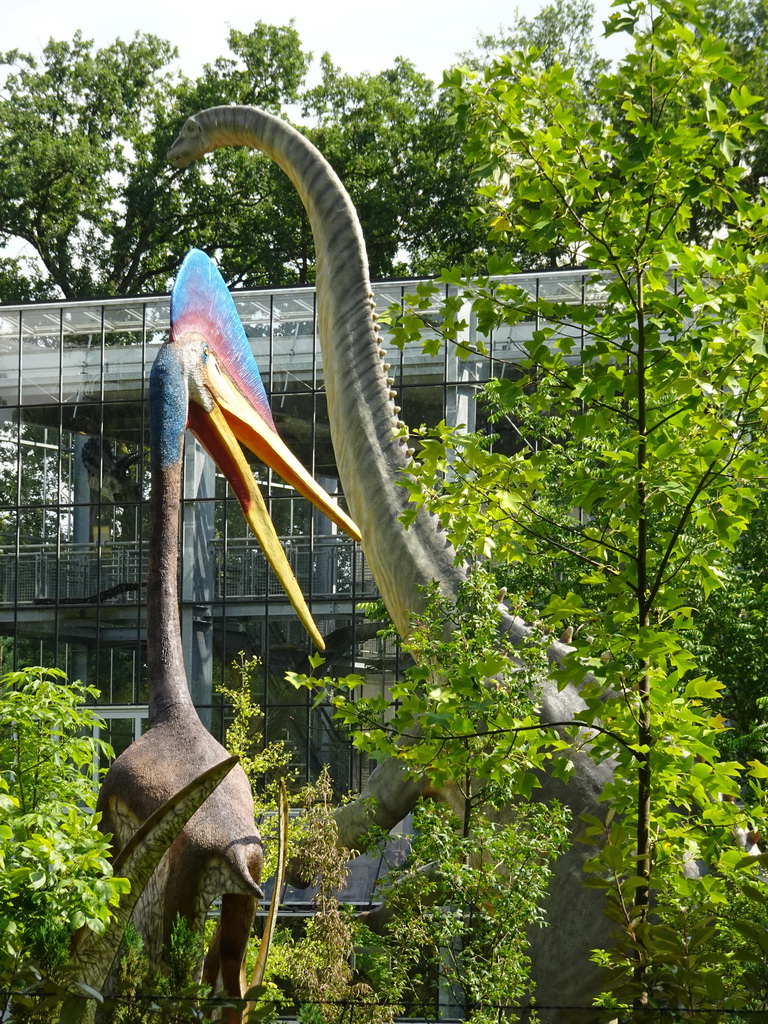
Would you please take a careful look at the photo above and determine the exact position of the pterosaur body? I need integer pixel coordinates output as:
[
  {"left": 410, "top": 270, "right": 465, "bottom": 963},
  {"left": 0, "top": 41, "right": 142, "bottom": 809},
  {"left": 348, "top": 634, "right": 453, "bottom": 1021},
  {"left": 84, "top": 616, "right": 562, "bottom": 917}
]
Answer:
[{"left": 97, "top": 249, "right": 360, "bottom": 1019}]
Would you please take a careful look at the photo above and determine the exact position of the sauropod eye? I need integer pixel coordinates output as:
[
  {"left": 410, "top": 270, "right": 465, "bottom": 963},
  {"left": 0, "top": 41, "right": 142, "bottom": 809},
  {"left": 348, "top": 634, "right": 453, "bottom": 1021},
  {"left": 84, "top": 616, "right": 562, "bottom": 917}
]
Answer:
[{"left": 185, "top": 120, "right": 197, "bottom": 134}]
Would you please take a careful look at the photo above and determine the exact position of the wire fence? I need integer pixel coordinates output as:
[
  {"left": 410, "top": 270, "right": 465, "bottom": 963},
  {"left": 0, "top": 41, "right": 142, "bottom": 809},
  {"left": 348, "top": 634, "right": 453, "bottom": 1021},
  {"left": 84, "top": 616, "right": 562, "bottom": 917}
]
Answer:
[{"left": 3, "top": 988, "right": 768, "bottom": 1024}]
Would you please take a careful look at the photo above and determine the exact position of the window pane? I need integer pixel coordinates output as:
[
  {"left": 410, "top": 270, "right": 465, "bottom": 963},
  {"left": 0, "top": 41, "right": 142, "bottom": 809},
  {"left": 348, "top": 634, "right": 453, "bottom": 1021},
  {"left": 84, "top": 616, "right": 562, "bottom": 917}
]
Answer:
[{"left": 21, "top": 310, "right": 61, "bottom": 405}]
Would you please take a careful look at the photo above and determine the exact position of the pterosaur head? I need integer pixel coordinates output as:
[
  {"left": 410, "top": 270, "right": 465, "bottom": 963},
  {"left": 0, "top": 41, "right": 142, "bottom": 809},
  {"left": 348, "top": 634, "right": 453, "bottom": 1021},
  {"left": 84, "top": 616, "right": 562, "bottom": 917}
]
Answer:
[{"left": 153, "top": 248, "right": 361, "bottom": 650}]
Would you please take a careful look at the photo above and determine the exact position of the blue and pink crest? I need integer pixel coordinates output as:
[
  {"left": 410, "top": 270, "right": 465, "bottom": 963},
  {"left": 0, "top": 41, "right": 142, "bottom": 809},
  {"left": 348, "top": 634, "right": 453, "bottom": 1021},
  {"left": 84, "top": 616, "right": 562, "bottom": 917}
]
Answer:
[{"left": 170, "top": 249, "right": 276, "bottom": 431}]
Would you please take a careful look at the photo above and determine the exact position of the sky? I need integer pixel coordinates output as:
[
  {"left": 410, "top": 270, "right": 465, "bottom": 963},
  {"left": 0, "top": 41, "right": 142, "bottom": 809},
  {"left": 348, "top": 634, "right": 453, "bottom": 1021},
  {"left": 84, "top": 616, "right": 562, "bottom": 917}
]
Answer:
[{"left": 3, "top": 0, "right": 625, "bottom": 86}]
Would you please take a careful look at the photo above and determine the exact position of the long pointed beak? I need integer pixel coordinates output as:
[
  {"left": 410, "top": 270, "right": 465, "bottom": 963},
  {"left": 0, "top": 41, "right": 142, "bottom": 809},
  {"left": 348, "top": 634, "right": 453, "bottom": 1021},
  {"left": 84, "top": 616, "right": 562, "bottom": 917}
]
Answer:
[
  {"left": 205, "top": 352, "right": 361, "bottom": 543},
  {"left": 188, "top": 399, "right": 327, "bottom": 650}
]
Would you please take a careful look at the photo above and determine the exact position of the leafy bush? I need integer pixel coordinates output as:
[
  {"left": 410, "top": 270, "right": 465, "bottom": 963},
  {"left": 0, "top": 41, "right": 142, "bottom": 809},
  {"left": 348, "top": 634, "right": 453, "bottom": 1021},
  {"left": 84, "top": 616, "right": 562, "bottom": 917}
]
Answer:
[{"left": 0, "top": 667, "right": 128, "bottom": 1009}]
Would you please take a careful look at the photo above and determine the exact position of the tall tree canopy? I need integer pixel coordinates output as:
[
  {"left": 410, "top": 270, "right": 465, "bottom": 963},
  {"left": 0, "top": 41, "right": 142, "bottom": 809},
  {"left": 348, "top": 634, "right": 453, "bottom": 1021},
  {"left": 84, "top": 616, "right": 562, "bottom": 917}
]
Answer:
[
  {"left": 0, "top": 21, "right": 483, "bottom": 302},
  {"left": 2, "top": 3, "right": 768, "bottom": 302},
  {"left": 0, "top": 32, "right": 178, "bottom": 299}
]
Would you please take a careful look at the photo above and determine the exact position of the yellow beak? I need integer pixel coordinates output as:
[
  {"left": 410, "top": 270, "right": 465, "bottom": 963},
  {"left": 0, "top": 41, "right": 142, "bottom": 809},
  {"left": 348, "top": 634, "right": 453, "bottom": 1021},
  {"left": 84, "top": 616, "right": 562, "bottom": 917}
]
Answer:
[{"left": 188, "top": 377, "right": 341, "bottom": 650}]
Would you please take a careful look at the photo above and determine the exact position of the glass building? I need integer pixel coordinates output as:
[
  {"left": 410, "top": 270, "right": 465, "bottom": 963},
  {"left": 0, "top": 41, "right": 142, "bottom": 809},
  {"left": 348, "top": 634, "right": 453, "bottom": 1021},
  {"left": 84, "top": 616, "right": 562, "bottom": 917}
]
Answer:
[{"left": 0, "top": 268, "right": 598, "bottom": 794}]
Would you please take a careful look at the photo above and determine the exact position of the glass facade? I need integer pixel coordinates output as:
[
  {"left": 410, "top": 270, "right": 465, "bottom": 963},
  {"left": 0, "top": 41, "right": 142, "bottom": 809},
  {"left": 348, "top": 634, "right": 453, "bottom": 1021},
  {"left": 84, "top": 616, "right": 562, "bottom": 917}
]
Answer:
[{"left": 0, "top": 268, "right": 598, "bottom": 793}]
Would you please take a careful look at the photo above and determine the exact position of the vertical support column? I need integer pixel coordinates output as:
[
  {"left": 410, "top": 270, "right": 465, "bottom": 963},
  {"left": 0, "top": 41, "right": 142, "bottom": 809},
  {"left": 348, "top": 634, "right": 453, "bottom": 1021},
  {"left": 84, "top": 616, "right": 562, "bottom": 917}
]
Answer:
[
  {"left": 312, "top": 474, "right": 338, "bottom": 599},
  {"left": 310, "top": 475, "right": 345, "bottom": 784},
  {"left": 445, "top": 361, "right": 478, "bottom": 433},
  {"left": 445, "top": 299, "right": 478, "bottom": 468},
  {"left": 181, "top": 437, "right": 215, "bottom": 728},
  {"left": 71, "top": 435, "right": 90, "bottom": 684},
  {"left": 73, "top": 436, "right": 91, "bottom": 546}
]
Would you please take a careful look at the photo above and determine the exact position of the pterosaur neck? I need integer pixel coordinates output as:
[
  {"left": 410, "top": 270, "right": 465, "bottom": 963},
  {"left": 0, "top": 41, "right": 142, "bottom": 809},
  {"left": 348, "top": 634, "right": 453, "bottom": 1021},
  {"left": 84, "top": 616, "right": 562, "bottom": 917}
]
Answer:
[
  {"left": 147, "top": 459, "right": 193, "bottom": 721},
  {"left": 150, "top": 345, "right": 188, "bottom": 469}
]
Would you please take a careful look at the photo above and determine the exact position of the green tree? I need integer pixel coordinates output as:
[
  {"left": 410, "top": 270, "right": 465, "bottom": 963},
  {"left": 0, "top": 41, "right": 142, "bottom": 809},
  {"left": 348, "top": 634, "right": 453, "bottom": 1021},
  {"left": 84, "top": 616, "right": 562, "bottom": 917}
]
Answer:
[
  {"left": 700, "top": 0, "right": 768, "bottom": 212},
  {"left": 186, "top": 21, "right": 311, "bottom": 111},
  {"left": 0, "top": 23, "right": 320, "bottom": 301},
  {"left": 2, "top": 5, "right": 624, "bottom": 303},
  {"left": 292, "top": 570, "right": 571, "bottom": 1017},
  {"left": 374, "top": 798, "right": 569, "bottom": 1023},
  {"left": 376, "top": 0, "right": 768, "bottom": 1012},
  {"left": 301, "top": 56, "right": 487, "bottom": 277},
  {"left": 0, "top": 33, "right": 178, "bottom": 299},
  {"left": 454, "top": 0, "right": 611, "bottom": 271},
  {"left": 696, "top": 490, "right": 768, "bottom": 764},
  {"left": 165, "top": 22, "right": 319, "bottom": 288},
  {"left": 5, "top": 6, "right": 768, "bottom": 302},
  {"left": 465, "top": 0, "right": 609, "bottom": 90}
]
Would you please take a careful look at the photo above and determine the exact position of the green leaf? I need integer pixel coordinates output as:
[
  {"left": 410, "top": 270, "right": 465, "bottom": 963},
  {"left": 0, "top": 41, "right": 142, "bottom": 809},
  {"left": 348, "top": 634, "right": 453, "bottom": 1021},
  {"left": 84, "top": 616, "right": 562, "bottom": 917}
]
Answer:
[{"left": 684, "top": 677, "right": 724, "bottom": 700}]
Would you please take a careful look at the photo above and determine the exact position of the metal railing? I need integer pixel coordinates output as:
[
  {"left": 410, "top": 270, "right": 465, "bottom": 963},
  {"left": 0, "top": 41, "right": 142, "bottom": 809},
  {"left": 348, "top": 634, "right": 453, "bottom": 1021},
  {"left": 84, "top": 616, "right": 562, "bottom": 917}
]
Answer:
[{"left": 0, "top": 535, "right": 378, "bottom": 606}]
